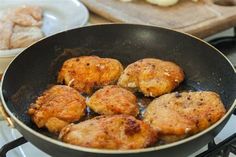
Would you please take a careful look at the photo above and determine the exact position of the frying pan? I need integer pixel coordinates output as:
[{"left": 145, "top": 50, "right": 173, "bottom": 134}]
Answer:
[{"left": 1, "top": 24, "right": 236, "bottom": 157}]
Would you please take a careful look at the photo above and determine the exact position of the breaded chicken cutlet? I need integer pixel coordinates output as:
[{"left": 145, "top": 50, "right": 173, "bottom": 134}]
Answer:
[
  {"left": 58, "top": 56, "right": 123, "bottom": 95},
  {"left": 87, "top": 85, "right": 139, "bottom": 116},
  {"left": 143, "top": 91, "right": 226, "bottom": 143},
  {"left": 59, "top": 115, "right": 157, "bottom": 149},
  {"left": 118, "top": 58, "right": 184, "bottom": 97},
  {"left": 28, "top": 85, "right": 86, "bottom": 133}
]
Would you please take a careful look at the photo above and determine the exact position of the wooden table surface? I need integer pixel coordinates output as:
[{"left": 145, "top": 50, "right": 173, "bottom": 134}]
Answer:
[
  {"left": 89, "top": 12, "right": 111, "bottom": 24},
  {"left": 86, "top": 0, "right": 236, "bottom": 39}
]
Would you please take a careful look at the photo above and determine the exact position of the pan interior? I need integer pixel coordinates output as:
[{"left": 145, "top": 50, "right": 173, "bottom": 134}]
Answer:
[{"left": 2, "top": 24, "right": 236, "bottom": 145}]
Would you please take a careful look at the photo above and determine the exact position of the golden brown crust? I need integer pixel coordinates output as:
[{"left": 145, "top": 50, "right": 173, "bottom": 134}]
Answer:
[
  {"left": 87, "top": 85, "right": 139, "bottom": 116},
  {"left": 58, "top": 56, "right": 123, "bottom": 94},
  {"left": 118, "top": 58, "right": 184, "bottom": 97},
  {"left": 143, "top": 91, "right": 226, "bottom": 143},
  {"left": 59, "top": 115, "right": 158, "bottom": 149},
  {"left": 28, "top": 85, "right": 86, "bottom": 133}
]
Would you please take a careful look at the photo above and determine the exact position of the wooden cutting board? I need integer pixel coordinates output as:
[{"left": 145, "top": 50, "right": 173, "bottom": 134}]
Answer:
[{"left": 81, "top": 0, "right": 236, "bottom": 38}]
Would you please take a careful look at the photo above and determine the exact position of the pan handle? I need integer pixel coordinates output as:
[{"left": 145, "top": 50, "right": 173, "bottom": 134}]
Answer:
[
  {"left": 0, "top": 101, "right": 14, "bottom": 127},
  {"left": 0, "top": 137, "right": 27, "bottom": 157}
]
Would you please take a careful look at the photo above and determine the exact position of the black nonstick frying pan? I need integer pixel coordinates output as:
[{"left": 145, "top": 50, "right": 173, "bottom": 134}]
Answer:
[{"left": 1, "top": 24, "right": 236, "bottom": 157}]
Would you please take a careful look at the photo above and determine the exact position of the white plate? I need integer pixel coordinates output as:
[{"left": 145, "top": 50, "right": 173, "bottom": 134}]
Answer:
[{"left": 0, "top": 0, "right": 89, "bottom": 73}]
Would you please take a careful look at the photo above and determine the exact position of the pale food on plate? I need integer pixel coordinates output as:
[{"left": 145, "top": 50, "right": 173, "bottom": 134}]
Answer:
[
  {"left": 120, "top": 0, "right": 199, "bottom": 6},
  {"left": 10, "top": 25, "right": 44, "bottom": 49},
  {"left": 0, "top": 5, "right": 44, "bottom": 50},
  {"left": 3, "top": 5, "right": 43, "bottom": 27},
  {"left": 146, "top": 0, "right": 179, "bottom": 6},
  {"left": 0, "top": 20, "right": 13, "bottom": 50}
]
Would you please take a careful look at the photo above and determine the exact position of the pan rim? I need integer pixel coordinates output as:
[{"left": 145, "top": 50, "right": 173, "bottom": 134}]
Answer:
[{"left": 1, "top": 23, "right": 236, "bottom": 154}]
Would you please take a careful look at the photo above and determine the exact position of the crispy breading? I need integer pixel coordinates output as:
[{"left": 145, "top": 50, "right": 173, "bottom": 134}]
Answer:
[
  {"left": 28, "top": 85, "right": 86, "bottom": 133},
  {"left": 58, "top": 56, "right": 123, "bottom": 94},
  {"left": 87, "top": 85, "right": 139, "bottom": 116},
  {"left": 59, "top": 115, "right": 158, "bottom": 149},
  {"left": 118, "top": 58, "right": 184, "bottom": 97},
  {"left": 143, "top": 91, "right": 226, "bottom": 143}
]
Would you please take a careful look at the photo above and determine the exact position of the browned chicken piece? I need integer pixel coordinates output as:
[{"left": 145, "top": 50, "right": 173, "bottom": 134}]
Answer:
[
  {"left": 10, "top": 25, "right": 44, "bottom": 49},
  {"left": 0, "top": 20, "right": 13, "bottom": 50},
  {"left": 58, "top": 56, "right": 123, "bottom": 95},
  {"left": 4, "top": 5, "right": 43, "bottom": 26},
  {"left": 59, "top": 115, "right": 157, "bottom": 149},
  {"left": 87, "top": 85, "right": 139, "bottom": 116},
  {"left": 143, "top": 91, "right": 226, "bottom": 143},
  {"left": 118, "top": 58, "right": 184, "bottom": 97},
  {"left": 28, "top": 85, "right": 86, "bottom": 133}
]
